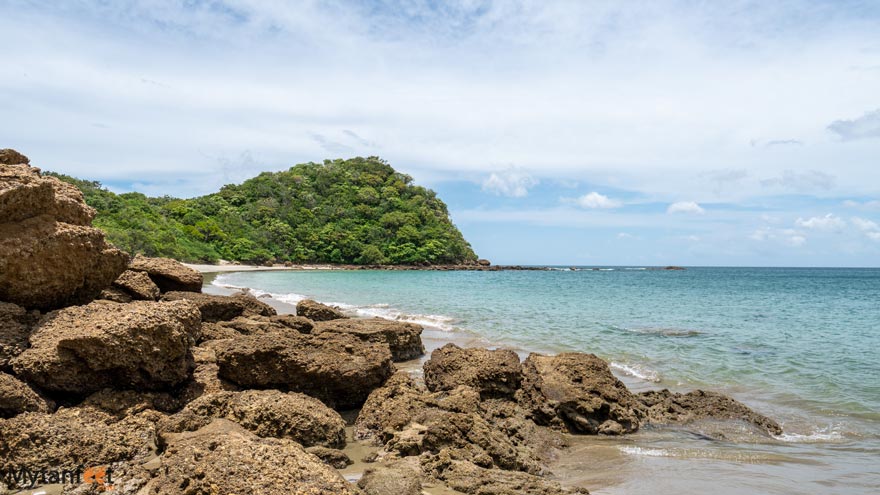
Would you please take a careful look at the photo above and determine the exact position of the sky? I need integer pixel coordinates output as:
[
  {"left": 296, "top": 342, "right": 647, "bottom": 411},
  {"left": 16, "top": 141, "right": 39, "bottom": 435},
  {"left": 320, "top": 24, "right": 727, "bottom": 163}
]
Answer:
[{"left": 2, "top": 0, "right": 879, "bottom": 266}]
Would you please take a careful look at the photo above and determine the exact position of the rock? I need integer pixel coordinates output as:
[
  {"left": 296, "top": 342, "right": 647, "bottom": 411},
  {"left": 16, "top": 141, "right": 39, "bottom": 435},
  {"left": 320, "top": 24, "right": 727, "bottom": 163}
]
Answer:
[
  {"left": 0, "top": 371, "right": 53, "bottom": 417},
  {"left": 519, "top": 353, "right": 640, "bottom": 435},
  {"left": 0, "top": 302, "right": 36, "bottom": 371},
  {"left": 269, "top": 314, "right": 314, "bottom": 333},
  {"left": 198, "top": 314, "right": 312, "bottom": 343},
  {"left": 215, "top": 331, "right": 394, "bottom": 409},
  {"left": 477, "top": 259, "right": 492, "bottom": 266},
  {"left": 169, "top": 390, "right": 347, "bottom": 448},
  {"left": 0, "top": 406, "right": 159, "bottom": 473},
  {"left": 128, "top": 255, "right": 203, "bottom": 293},
  {"left": 0, "top": 162, "right": 95, "bottom": 225},
  {"left": 0, "top": 148, "right": 29, "bottom": 164},
  {"left": 424, "top": 344, "right": 522, "bottom": 398},
  {"left": 297, "top": 298, "right": 346, "bottom": 321},
  {"left": 358, "top": 461, "right": 423, "bottom": 495},
  {"left": 355, "top": 373, "right": 429, "bottom": 440},
  {"left": 12, "top": 300, "right": 201, "bottom": 394},
  {"left": 144, "top": 419, "right": 357, "bottom": 495},
  {"left": 80, "top": 388, "right": 182, "bottom": 417},
  {"left": 160, "top": 291, "right": 275, "bottom": 322},
  {"left": 113, "top": 269, "right": 161, "bottom": 300},
  {"left": 315, "top": 318, "right": 425, "bottom": 361},
  {"left": 0, "top": 215, "right": 129, "bottom": 310},
  {"left": 306, "top": 446, "right": 353, "bottom": 469},
  {"left": 637, "top": 389, "right": 782, "bottom": 435},
  {"left": 428, "top": 458, "right": 589, "bottom": 495},
  {"left": 99, "top": 286, "right": 133, "bottom": 303}
]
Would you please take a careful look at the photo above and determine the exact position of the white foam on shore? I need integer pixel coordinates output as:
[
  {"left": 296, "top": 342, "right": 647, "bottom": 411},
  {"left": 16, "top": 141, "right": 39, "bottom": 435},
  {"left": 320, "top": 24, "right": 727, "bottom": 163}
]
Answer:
[
  {"left": 611, "top": 362, "right": 661, "bottom": 382},
  {"left": 618, "top": 446, "right": 670, "bottom": 457},
  {"left": 211, "top": 275, "right": 459, "bottom": 332},
  {"left": 774, "top": 426, "right": 845, "bottom": 443}
]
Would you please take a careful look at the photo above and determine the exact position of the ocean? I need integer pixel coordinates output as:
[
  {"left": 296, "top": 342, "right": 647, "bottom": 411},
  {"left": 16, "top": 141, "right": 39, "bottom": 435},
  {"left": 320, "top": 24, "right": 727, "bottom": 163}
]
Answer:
[{"left": 210, "top": 267, "right": 880, "bottom": 494}]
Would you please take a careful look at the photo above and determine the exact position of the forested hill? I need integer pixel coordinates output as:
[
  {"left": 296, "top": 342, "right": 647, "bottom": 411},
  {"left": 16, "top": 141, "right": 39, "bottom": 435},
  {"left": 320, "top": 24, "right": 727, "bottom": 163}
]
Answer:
[{"left": 49, "top": 157, "right": 478, "bottom": 265}]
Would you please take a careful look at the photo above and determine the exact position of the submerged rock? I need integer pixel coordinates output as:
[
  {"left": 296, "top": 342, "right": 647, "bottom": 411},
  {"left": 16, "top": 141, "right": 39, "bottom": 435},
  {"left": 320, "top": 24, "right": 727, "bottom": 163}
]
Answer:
[
  {"left": 215, "top": 331, "right": 394, "bottom": 409},
  {"left": 315, "top": 317, "right": 425, "bottom": 361},
  {"left": 424, "top": 343, "right": 522, "bottom": 398},
  {"left": 144, "top": 419, "right": 357, "bottom": 495},
  {"left": 637, "top": 389, "right": 783, "bottom": 435},
  {"left": 519, "top": 352, "right": 640, "bottom": 435},
  {"left": 297, "top": 298, "right": 347, "bottom": 321},
  {"left": 129, "top": 255, "right": 203, "bottom": 293},
  {"left": 160, "top": 291, "right": 275, "bottom": 322},
  {"left": 12, "top": 300, "right": 201, "bottom": 394}
]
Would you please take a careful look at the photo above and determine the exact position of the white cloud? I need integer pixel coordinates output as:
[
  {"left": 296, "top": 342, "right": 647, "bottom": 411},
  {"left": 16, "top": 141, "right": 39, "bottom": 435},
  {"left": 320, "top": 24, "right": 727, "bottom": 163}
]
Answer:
[
  {"left": 828, "top": 109, "right": 880, "bottom": 141},
  {"left": 667, "top": 201, "right": 705, "bottom": 214},
  {"left": 750, "top": 227, "right": 806, "bottom": 246},
  {"left": 795, "top": 214, "right": 846, "bottom": 231},
  {"left": 573, "top": 192, "right": 622, "bottom": 209},
  {"left": 851, "top": 217, "right": 879, "bottom": 232},
  {"left": 481, "top": 169, "right": 538, "bottom": 198}
]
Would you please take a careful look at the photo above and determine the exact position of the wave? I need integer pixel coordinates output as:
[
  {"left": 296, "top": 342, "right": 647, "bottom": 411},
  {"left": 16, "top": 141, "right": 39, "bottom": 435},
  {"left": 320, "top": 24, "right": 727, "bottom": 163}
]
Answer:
[
  {"left": 618, "top": 446, "right": 670, "bottom": 457},
  {"left": 611, "top": 362, "right": 661, "bottom": 382},
  {"left": 621, "top": 326, "right": 702, "bottom": 337},
  {"left": 211, "top": 275, "right": 458, "bottom": 332},
  {"left": 773, "top": 426, "right": 845, "bottom": 443}
]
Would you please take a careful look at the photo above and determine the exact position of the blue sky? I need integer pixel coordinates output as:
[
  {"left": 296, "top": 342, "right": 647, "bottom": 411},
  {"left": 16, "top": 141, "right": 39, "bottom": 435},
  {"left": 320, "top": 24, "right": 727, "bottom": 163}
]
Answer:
[{"left": 2, "top": 1, "right": 879, "bottom": 266}]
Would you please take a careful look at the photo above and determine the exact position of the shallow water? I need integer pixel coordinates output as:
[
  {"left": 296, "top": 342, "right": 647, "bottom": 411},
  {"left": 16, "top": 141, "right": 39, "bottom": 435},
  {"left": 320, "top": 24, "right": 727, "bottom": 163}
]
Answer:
[{"left": 213, "top": 267, "right": 880, "bottom": 494}]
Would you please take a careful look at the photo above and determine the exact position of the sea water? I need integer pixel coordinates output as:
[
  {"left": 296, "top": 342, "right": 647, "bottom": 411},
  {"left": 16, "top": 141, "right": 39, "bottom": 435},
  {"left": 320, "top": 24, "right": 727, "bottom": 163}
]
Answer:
[{"left": 212, "top": 267, "right": 880, "bottom": 494}]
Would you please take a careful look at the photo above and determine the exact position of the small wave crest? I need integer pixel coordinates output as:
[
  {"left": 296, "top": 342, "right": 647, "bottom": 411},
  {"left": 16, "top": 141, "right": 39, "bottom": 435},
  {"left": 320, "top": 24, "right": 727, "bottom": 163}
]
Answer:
[
  {"left": 618, "top": 446, "right": 670, "bottom": 457},
  {"left": 774, "top": 426, "right": 846, "bottom": 443},
  {"left": 621, "top": 326, "right": 702, "bottom": 337},
  {"left": 611, "top": 362, "right": 661, "bottom": 382}
]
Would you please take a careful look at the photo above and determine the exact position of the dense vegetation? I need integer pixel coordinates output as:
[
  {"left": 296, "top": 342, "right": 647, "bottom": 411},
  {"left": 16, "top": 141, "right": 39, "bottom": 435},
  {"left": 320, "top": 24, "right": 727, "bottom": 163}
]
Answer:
[{"left": 48, "top": 157, "right": 477, "bottom": 265}]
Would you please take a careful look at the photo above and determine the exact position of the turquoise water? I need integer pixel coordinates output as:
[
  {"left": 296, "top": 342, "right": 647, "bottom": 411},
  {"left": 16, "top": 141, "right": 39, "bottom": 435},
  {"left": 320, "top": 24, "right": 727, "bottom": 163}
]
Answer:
[{"left": 213, "top": 267, "right": 880, "bottom": 493}]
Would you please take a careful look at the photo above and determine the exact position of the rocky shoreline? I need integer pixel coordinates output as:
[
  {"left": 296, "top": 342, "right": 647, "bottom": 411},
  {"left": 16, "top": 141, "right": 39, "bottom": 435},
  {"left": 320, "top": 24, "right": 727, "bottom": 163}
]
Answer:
[
  {"left": 2, "top": 150, "right": 767, "bottom": 494},
  {"left": 189, "top": 262, "right": 687, "bottom": 273}
]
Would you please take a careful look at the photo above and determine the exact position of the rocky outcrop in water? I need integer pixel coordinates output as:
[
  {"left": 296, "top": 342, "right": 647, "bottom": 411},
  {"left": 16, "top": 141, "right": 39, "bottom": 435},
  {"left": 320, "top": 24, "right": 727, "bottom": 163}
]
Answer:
[
  {"left": 424, "top": 343, "right": 522, "bottom": 398},
  {"left": 297, "top": 298, "right": 347, "bottom": 321},
  {"left": 636, "top": 388, "right": 783, "bottom": 435}
]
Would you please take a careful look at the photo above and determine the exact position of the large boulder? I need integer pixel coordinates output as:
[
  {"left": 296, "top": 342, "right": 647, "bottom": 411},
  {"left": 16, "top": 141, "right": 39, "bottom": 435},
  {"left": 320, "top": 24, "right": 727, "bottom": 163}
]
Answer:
[
  {"left": 297, "top": 298, "right": 346, "bottom": 321},
  {"left": 161, "top": 290, "right": 275, "bottom": 322},
  {"left": 637, "top": 389, "right": 783, "bottom": 435},
  {"left": 129, "top": 255, "right": 203, "bottom": 293},
  {"left": 168, "top": 390, "right": 347, "bottom": 448},
  {"left": 199, "top": 314, "right": 313, "bottom": 343},
  {"left": 0, "top": 148, "right": 29, "bottom": 165},
  {"left": 424, "top": 344, "right": 522, "bottom": 398},
  {"left": 113, "top": 269, "right": 160, "bottom": 300},
  {"left": 0, "top": 215, "right": 129, "bottom": 310},
  {"left": 12, "top": 300, "right": 201, "bottom": 394},
  {"left": 143, "top": 419, "right": 357, "bottom": 495},
  {"left": 519, "top": 353, "right": 641, "bottom": 435},
  {"left": 355, "top": 372, "right": 428, "bottom": 440},
  {"left": 0, "top": 302, "right": 36, "bottom": 371},
  {"left": 0, "top": 161, "right": 95, "bottom": 225},
  {"left": 0, "top": 371, "right": 53, "bottom": 418},
  {"left": 315, "top": 318, "right": 425, "bottom": 361},
  {"left": 215, "top": 331, "right": 394, "bottom": 409}
]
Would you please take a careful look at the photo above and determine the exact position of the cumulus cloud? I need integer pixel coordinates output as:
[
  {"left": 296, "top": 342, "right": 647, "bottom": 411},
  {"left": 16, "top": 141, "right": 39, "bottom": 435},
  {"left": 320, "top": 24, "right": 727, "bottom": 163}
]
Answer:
[
  {"left": 795, "top": 213, "right": 846, "bottom": 231},
  {"left": 667, "top": 201, "right": 705, "bottom": 214},
  {"left": 828, "top": 109, "right": 880, "bottom": 141},
  {"left": 481, "top": 169, "right": 538, "bottom": 198},
  {"left": 572, "top": 192, "right": 622, "bottom": 209},
  {"left": 851, "top": 217, "right": 880, "bottom": 241},
  {"left": 760, "top": 170, "right": 835, "bottom": 191}
]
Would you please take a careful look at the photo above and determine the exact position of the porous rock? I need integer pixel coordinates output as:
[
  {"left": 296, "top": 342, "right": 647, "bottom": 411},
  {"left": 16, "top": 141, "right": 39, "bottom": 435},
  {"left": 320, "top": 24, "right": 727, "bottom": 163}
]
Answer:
[
  {"left": 306, "top": 446, "right": 353, "bottom": 469},
  {"left": 12, "top": 300, "right": 201, "bottom": 394},
  {"left": 358, "top": 461, "right": 423, "bottom": 495},
  {"left": 113, "top": 269, "right": 160, "bottom": 300},
  {"left": 315, "top": 317, "right": 425, "bottom": 361},
  {"left": 637, "top": 389, "right": 782, "bottom": 435},
  {"left": 128, "top": 255, "right": 203, "bottom": 293},
  {"left": 0, "top": 301, "right": 36, "bottom": 371},
  {"left": 296, "top": 298, "right": 346, "bottom": 321},
  {"left": 424, "top": 343, "right": 522, "bottom": 398},
  {"left": 160, "top": 291, "right": 275, "bottom": 322},
  {"left": 0, "top": 371, "right": 53, "bottom": 418}
]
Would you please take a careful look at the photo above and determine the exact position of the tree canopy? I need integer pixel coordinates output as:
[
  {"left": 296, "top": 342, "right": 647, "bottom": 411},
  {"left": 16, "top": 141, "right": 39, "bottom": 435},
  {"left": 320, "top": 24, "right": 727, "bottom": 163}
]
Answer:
[{"left": 49, "top": 157, "right": 477, "bottom": 265}]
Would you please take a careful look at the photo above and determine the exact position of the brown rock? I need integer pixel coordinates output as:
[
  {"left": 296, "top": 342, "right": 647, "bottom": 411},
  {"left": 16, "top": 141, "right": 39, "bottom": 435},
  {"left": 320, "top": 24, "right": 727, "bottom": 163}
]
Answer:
[
  {"left": 315, "top": 317, "right": 425, "bottom": 361},
  {"left": 0, "top": 148, "right": 29, "bottom": 164},
  {"left": 80, "top": 388, "right": 182, "bottom": 417},
  {"left": 99, "top": 286, "right": 133, "bottom": 303},
  {"left": 169, "top": 390, "right": 347, "bottom": 448},
  {"left": 637, "top": 389, "right": 782, "bottom": 435},
  {"left": 297, "top": 298, "right": 346, "bottom": 321},
  {"left": 114, "top": 269, "right": 161, "bottom": 300},
  {"left": 160, "top": 291, "right": 276, "bottom": 322},
  {"left": 358, "top": 461, "right": 423, "bottom": 495},
  {"left": 424, "top": 344, "right": 522, "bottom": 398},
  {"left": 355, "top": 372, "right": 429, "bottom": 440},
  {"left": 0, "top": 406, "right": 159, "bottom": 473},
  {"left": 519, "top": 353, "right": 640, "bottom": 435},
  {"left": 215, "top": 331, "right": 394, "bottom": 409},
  {"left": 477, "top": 259, "right": 492, "bottom": 266},
  {"left": 428, "top": 458, "right": 589, "bottom": 495},
  {"left": 0, "top": 162, "right": 95, "bottom": 225},
  {"left": 0, "top": 215, "right": 129, "bottom": 309},
  {"left": 12, "top": 300, "right": 201, "bottom": 394},
  {"left": 144, "top": 419, "right": 357, "bottom": 495},
  {"left": 306, "top": 446, "right": 353, "bottom": 469},
  {"left": 0, "top": 302, "right": 36, "bottom": 371},
  {"left": 0, "top": 371, "right": 53, "bottom": 417},
  {"left": 128, "top": 255, "right": 203, "bottom": 293}
]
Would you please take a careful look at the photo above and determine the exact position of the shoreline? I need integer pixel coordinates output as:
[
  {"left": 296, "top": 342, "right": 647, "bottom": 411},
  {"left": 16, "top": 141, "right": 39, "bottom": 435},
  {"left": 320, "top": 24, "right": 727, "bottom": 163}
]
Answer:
[{"left": 186, "top": 262, "right": 687, "bottom": 273}]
